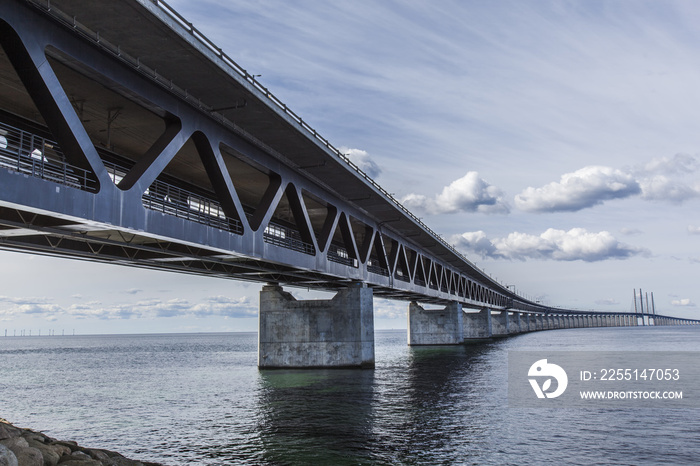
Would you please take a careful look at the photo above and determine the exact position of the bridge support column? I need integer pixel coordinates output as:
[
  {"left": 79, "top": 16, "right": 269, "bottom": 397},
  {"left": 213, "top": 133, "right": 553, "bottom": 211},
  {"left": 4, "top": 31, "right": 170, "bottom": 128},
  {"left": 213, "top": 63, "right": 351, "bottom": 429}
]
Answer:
[
  {"left": 463, "top": 308, "right": 492, "bottom": 340},
  {"left": 546, "top": 314, "right": 554, "bottom": 330},
  {"left": 508, "top": 312, "right": 521, "bottom": 334},
  {"left": 258, "top": 283, "right": 374, "bottom": 369},
  {"left": 408, "top": 301, "right": 463, "bottom": 345},
  {"left": 492, "top": 310, "right": 509, "bottom": 337}
]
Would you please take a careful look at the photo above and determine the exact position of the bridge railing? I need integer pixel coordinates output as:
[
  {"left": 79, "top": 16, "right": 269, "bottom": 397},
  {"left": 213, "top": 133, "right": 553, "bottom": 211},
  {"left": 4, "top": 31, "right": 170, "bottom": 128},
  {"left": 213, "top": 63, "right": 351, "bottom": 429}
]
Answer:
[
  {"left": 327, "top": 243, "right": 358, "bottom": 267},
  {"left": 0, "top": 120, "right": 95, "bottom": 192},
  {"left": 143, "top": 178, "right": 245, "bottom": 235},
  {"left": 263, "top": 223, "right": 315, "bottom": 255}
]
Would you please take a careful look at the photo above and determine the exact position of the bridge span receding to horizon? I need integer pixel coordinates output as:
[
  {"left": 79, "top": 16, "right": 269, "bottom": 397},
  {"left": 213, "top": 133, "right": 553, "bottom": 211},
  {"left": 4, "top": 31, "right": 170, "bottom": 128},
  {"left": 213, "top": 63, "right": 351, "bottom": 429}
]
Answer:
[{"left": 0, "top": 0, "right": 697, "bottom": 368}]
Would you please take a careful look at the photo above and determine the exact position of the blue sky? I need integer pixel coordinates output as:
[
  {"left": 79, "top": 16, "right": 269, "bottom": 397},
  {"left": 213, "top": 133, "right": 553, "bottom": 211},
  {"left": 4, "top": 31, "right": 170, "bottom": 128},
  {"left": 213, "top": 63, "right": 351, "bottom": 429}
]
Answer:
[{"left": 2, "top": 0, "right": 700, "bottom": 334}]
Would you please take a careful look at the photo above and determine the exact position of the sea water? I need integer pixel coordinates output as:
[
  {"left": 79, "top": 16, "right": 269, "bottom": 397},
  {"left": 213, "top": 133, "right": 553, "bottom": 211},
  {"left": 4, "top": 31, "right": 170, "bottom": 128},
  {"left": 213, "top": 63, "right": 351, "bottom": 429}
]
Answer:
[{"left": 1, "top": 327, "right": 699, "bottom": 465}]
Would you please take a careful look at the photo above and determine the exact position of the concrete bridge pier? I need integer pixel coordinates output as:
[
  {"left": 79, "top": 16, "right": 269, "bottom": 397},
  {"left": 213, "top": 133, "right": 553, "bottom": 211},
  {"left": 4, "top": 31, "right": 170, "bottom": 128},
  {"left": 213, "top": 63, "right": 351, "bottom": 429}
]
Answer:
[
  {"left": 545, "top": 314, "right": 554, "bottom": 330},
  {"left": 407, "top": 301, "right": 463, "bottom": 345},
  {"left": 534, "top": 314, "right": 544, "bottom": 330},
  {"left": 258, "top": 283, "right": 375, "bottom": 368},
  {"left": 463, "top": 308, "right": 493, "bottom": 340},
  {"left": 491, "top": 310, "right": 510, "bottom": 337},
  {"left": 508, "top": 312, "right": 521, "bottom": 334}
]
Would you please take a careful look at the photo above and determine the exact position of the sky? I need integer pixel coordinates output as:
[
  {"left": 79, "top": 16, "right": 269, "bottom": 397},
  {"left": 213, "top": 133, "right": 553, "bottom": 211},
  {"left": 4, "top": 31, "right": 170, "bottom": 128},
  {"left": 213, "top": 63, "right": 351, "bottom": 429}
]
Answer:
[{"left": 2, "top": 0, "right": 700, "bottom": 334}]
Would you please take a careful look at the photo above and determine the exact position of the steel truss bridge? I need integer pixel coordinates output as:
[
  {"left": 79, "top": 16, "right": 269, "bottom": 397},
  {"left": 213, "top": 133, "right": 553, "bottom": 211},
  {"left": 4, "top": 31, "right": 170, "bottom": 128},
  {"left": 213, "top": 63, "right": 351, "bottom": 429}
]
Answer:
[{"left": 0, "top": 0, "right": 696, "bottom": 326}]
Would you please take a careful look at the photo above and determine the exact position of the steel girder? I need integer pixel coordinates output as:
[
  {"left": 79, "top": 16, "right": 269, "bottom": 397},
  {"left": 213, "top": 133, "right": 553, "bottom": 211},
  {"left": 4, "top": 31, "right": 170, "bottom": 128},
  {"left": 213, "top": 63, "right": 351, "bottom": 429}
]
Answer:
[{"left": 0, "top": 0, "right": 552, "bottom": 311}]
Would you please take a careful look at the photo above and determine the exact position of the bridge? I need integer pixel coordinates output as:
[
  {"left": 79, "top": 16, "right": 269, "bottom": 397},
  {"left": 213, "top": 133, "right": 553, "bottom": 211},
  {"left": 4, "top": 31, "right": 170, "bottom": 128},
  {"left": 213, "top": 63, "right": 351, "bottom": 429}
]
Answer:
[{"left": 0, "top": 0, "right": 697, "bottom": 368}]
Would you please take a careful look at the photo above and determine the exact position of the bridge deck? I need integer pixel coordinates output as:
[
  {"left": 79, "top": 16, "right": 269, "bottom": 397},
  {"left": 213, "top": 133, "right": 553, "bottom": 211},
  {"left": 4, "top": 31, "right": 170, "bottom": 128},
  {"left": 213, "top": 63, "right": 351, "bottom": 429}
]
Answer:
[{"left": 0, "top": 0, "right": 659, "bottom": 317}]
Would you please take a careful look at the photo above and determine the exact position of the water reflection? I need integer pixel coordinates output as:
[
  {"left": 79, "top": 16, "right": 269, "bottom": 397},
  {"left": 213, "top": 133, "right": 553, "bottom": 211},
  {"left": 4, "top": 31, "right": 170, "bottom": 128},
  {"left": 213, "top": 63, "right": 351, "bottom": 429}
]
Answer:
[
  {"left": 255, "top": 369, "right": 377, "bottom": 465},
  {"left": 252, "top": 336, "right": 501, "bottom": 465},
  {"left": 397, "top": 344, "right": 496, "bottom": 463}
]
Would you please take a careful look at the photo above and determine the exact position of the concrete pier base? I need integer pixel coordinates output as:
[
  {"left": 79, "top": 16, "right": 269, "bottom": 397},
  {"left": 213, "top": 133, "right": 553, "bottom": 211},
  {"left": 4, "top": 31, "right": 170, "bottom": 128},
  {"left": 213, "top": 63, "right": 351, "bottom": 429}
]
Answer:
[
  {"left": 508, "top": 312, "right": 522, "bottom": 334},
  {"left": 408, "top": 301, "right": 463, "bottom": 345},
  {"left": 464, "top": 308, "right": 492, "bottom": 340},
  {"left": 258, "top": 283, "right": 375, "bottom": 368},
  {"left": 492, "top": 310, "right": 509, "bottom": 337}
]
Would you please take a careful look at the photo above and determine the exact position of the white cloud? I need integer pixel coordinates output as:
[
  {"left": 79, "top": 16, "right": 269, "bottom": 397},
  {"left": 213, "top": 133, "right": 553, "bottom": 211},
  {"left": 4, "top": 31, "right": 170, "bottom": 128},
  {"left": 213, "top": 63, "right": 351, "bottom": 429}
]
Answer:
[
  {"left": 595, "top": 298, "right": 620, "bottom": 306},
  {"left": 402, "top": 171, "right": 509, "bottom": 215},
  {"left": 191, "top": 296, "right": 257, "bottom": 318},
  {"left": 451, "top": 228, "right": 647, "bottom": 262},
  {"left": 639, "top": 175, "right": 700, "bottom": 203},
  {"left": 515, "top": 166, "right": 640, "bottom": 213},
  {"left": 0, "top": 295, "right": 258, "bottom": 321},
  {"left": 374, "top": 299, "right": 407, "bottom": 319},
  {"left": 641, "top": 153, "right": 700, "bottom": 176},
  {"left": 515, "top": 154, "right": 700, "bottom": 212},
  {"left": 620, "top": 227, "right": 642, "bottom": 236},
  {"left": 0, "top": 296, "right": 52, "bottom": 305},
  {"left": 688, "top": 225, "right": 700, "bottom": 235},
  {"left": 339, "top": 147, "right": 382, "bottom": 179},
  {"left": 634, "top": 153, "right": 700, "bottom": 203},
  {"left": 671, "top": 298, "right": 696, "bottom": 307}
]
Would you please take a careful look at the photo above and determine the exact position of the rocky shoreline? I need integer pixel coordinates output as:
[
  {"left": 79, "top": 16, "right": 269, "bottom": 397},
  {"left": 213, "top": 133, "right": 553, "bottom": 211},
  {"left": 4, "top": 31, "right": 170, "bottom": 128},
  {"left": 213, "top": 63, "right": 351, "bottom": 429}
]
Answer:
[{"left": 0, "top": 419, "right": 164, "bottom": 466}]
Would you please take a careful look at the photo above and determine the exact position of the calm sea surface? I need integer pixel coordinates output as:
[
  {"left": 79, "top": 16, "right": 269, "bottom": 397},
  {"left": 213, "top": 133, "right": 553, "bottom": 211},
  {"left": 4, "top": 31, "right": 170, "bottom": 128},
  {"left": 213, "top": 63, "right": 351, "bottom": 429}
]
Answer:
[{"left": 1, "top": 327, "right": 699, "bottom": 465}]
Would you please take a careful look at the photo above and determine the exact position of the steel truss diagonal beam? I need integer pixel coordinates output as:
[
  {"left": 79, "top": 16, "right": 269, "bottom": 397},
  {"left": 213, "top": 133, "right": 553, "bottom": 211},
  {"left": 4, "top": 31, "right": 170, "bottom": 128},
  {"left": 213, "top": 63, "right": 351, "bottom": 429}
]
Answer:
[{"left": 0, "top": 0, "right": 572, "bottom": 313}]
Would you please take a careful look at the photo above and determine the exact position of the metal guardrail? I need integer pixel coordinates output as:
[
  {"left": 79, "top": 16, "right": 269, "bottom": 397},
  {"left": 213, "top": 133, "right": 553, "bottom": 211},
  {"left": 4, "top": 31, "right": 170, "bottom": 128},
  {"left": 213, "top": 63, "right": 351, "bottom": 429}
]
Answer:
[
  {"left": 263, "top": 223, "right": 315, "bottom": 255},
  {"left": 0, "top": 120, "right": 95, "bottom": 191},
  {"left": 327, "top": 244, "right": 357, "bottom": 267},
  {"left": 0, "top": 117, "right": 329, "bottom": 256},
  {"left": 144, "top": 178, "right": 244, "bottom": 235},
  {"left": 101, "top": 159, "right": 244, "bottom": 234},
  {"left": 367, "top": 261, "right": 390, "bottom": 277}
]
